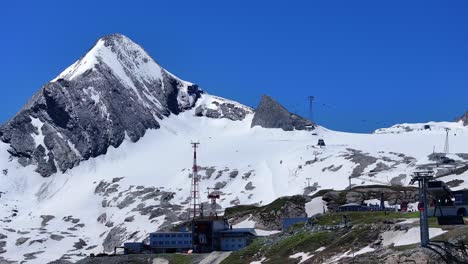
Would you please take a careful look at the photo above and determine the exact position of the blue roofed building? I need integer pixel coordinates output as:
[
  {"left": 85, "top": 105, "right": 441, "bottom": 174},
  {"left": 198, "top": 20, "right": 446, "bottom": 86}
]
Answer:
[
  {"left": 149, "top": 231, "right": 193, "bottom": 253},
  {"left": 122, "top": 217, "right": 259, "bottom": 254},
  {"left": 219, "top": 228, "right": 257, "bottom": 251}
]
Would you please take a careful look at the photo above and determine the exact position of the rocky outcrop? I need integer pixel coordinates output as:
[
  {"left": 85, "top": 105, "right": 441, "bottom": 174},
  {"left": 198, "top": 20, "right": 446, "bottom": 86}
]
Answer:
[
  {"left": 0, "top": 34, "right": 203, "bottom": 177},
  {"left": 251, "top": 95, "right": 315, "bottom": 131},
  {"left": 457, "top": 111, "right": 468, "bottom": 126},
  {"left": 322, "top": 186, "right": 419, "bottom": 211},
  {"left": 343, "top": 148, "right": 378, "bottom": 178},
  {"left": 102, "top": 226, "right": 127, "bottom": 252},
  {"left": 194, "top": 96, "right": 253, "bottom": 121},
  {"left": 227, "top": 195, "right": 308, "bottom": 230}
]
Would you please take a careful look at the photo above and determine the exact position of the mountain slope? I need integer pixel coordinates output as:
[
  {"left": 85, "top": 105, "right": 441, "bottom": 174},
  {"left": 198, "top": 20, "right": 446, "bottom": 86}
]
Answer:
[
  {"left": 1, "top": 112, "right": 468, "bottom": 263},
  {"left": 0, "top": 34, "right": 467, "bottom": 263}
]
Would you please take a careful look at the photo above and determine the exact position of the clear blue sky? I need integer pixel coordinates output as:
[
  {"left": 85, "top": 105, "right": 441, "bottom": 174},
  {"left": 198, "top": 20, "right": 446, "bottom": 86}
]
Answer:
[{"left": 1, "top": 1, "right": 467, "bottom": 132}]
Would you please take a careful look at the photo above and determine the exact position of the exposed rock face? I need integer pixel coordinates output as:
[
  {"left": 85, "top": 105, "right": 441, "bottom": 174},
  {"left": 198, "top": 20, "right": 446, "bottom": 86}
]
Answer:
[
  {"left": 194, "top": 96, "right": 253, "bottom": 121},
  {"left": 343, "top": 148, "right": 378, "bottom": 178},
  {"left": 251, "top": 95, "right": 315, "bottom": 131},
  {"left": 0, "top": 34, "right": 204, "bottom": 177},
  {"left": 102, "top": 226, "right": 127, "bottom": 252},
  {"left": 457, "top": 111, "right": 468, "bottom": 126},
  {"left": 228, "top": 195, "right": 308, "bottom": 230},
  {"left": 322, "top": 186, "right": 419, "bottom": 211}
]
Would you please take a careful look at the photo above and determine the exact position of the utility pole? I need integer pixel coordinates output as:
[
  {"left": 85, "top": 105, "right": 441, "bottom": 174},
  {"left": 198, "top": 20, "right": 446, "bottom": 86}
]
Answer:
[
  {"left": 189, "top": 142, "right": 201, "bottom": 219},
  {"left": 410, "top": 171, "right": 434, "bottom": 247},
  {"left": 306, "top": 177, "right": 311, "bottom": 188},
  {"left": 313, "top": 151, "right": 319, "bottom": 162},
  {"left": 348, "top": 176, "right": 352, "bottom": 190},
  {"left": 308, "top": 96, "right": 315, "bottom": 122},
  {"left": 444, "top": 128, "right": 450, "bottom": 154}
]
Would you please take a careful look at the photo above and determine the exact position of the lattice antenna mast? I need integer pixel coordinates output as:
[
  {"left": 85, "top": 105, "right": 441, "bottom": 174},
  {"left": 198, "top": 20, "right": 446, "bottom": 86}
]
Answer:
[
  {"left": 188, "top": 142, "right": 201, "bottom": 219},
  {"left": 308, "top": 96, "right": 315, "bottom": 122},
  {"left": 444, "top": 128, "right": 450, "bottom": 154}
]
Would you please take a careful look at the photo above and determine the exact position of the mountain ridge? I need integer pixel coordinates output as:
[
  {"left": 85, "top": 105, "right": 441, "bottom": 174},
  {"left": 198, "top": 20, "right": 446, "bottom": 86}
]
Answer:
[
  {"left": 0, "top": 34, "right": 467, "bottom": 263},
  {"left": 0, "top": 33, "right": 315, "bottom": 177}
]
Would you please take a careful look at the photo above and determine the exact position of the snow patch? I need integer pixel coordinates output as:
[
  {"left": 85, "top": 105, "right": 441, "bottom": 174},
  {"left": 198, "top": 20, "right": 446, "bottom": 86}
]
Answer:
[
  {"left": 315, "top": 246, "right": 326, "bottom": 252},
  {"left": 30, "top": 117, "right": 46, "bottom": 152},
  {"left": 250, "top": 257, "right": 267, "bottom": 264},
  {"left": 306, "top": 196, "right": 327, "bottom": 217},
  {"left": 289, "top": 252, "right": 313, "bottom": 263},
  {"left": 381, "top": 227, "right": 446, "bottom": 246}
]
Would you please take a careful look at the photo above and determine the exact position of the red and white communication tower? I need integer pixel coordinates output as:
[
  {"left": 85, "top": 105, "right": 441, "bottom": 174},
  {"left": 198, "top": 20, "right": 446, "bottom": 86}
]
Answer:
[{"left": 188, "top": 142, "right": 201, "bottom": 219}]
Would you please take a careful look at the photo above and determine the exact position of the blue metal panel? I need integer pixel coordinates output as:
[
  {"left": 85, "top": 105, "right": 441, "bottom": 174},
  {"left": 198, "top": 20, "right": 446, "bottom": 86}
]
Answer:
[
  {"left": 221, "top": 237, "right": 248, "bottom": 251},
  {"left": 124, "top": 242, "right": 144, "bottom": 254},
  {"left": 455, "top": 193, "right": 463, "bottom": 206},
  {"left": 149, "top": 232, "right": 192, "bottom": 249},
  {"left": 219, "top": 230, "right": 255, "bottom": 251}
]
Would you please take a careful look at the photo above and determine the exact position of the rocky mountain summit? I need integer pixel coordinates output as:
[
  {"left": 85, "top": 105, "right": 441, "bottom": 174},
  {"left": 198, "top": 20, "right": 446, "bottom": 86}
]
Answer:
[
  {"left": 0, "top": 34, "right": 258, "bottom": 177},
  {"left": 0, "top": 34, "right": 309, "bottom": 178},
  {"left": 251, "top": 95, "right": 315, "bottom": 131}
]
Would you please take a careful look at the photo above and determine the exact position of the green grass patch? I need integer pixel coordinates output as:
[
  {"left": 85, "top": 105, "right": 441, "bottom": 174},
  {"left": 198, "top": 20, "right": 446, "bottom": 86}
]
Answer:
[
  {"left": 224, "top": 195, "right": 306, "bottom": 218},
  {"left": 350, "top": 184, "right": 417, "bottom": 192},
  {"left": 224, "top": 205, "right": 259, "bottom": 218},
  {"left": 265, "top": 231, "right": 334, "bottom": 263},
  {"left": 262, "top": 196, "right": 305, "bottom": 212},
  {"left": 221, "top": 231, "right": 335, "bottom": 264},
  {"left": 394, "top": 243, "right": 418, "bottom": 251},
  {"left": 315, "top": 211, "right": 419, "bottom": 226},
  {"left": 220, "top": 238, "right": 266, "bottom": 264},
  {"left": 309, "top": 189, "right": 333, "bottom": 199},
  {"left": 428, "top": 217, "right": 440, "bottom": 228}
]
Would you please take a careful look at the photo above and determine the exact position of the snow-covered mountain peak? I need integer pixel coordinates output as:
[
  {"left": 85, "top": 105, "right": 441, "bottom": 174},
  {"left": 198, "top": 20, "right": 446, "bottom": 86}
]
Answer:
[
  {"left": 54, "top": 33, "right": 166, "bottom": 85},
  {"left": 1, "top": 34, "right": 258, "bottom": 178}
]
